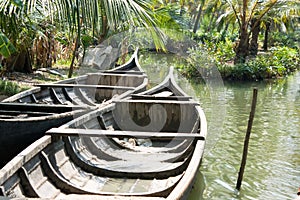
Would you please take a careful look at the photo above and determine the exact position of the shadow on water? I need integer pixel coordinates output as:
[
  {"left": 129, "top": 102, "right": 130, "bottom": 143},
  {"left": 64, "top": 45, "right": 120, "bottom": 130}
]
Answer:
[{"left": 188, "top": 170, "right": 206, "bottom": 200}]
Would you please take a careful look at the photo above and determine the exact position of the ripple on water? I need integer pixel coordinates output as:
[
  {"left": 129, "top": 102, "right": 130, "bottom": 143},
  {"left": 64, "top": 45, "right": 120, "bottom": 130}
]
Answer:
[{"left": 198, "top": 73, "right": 300, "bottom": 200}]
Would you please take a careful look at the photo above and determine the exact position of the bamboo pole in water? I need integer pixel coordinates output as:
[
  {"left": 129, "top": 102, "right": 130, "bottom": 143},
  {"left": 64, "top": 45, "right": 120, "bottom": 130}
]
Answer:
[{"left": 236, "top": 88, "right": 258, "bottom": 191}]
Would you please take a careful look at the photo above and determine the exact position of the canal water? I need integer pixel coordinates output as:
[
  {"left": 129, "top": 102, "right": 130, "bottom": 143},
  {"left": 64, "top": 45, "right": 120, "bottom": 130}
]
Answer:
[{"left": 139, "top": 53, "right": 300, "bottom": 200}]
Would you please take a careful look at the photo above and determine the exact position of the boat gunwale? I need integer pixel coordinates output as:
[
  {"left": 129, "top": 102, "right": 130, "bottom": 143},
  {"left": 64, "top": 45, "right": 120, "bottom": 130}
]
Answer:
[
  {"left": 167, "top": 103, "right": 207, "bottom": 199},
  {"left": 106, "top": 48, "right": 145, "bottom": 73},
  {"left": 1, "top": 76, "right": 87, "bottom": 103},
  {"left": 137, "top": 66, "right": 190, "bottom": 98},
  {"left": 0, "top": 136, "right": 52, "bottom": 186},
  {"left": 0, "top": 102, "right": 91, "bottom": 122}
]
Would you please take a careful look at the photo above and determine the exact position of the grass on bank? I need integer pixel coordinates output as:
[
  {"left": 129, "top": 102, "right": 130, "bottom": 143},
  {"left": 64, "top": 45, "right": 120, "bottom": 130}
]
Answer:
[{"left": 0, "top": 80, "right": 30, "bottom": 96}]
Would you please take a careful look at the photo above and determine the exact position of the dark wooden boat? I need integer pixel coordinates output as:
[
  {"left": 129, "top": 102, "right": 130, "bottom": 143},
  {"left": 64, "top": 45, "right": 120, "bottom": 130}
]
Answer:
[
  {"left": 2, "top": 49, "right": 147, "bottom": 106},
  {"left": 0, "top": 103, "right": 90, "bottom": 168},
  {"left": 0, "top": 49, "right": 148, "bottom": 168},
  {"left": 0, "top": 67, "right": 207, "bottom": 199}
]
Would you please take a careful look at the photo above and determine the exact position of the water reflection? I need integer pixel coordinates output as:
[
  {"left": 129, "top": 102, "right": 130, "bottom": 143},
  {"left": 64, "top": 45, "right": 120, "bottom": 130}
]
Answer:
[{"left": 139, "top": 52, "right": 300, "bottom": 200}]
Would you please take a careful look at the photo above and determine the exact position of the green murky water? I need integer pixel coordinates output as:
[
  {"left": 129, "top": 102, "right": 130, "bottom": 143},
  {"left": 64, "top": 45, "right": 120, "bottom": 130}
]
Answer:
[{"left": 139, "top": 52, "right": 300, "bottom": 200}]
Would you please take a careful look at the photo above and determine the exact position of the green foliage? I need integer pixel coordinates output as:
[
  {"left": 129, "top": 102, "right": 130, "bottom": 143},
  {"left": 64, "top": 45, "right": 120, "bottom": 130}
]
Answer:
[
  {"left": 176, "top": 45, "right": 216, "bottom": 79},
  {"left": 153, "top": 5, "right": 186, "bottom": 30},
  {"left": 178, "top": 33, "right": 300, "bottom": 81},
  {"left": 0, "top": 80, "right": 29, "bottom": 96},
  {"left": 270, "top": 31, "right": 300, "bottom": 49},
  {"left": 205, "top": 37, "right": 235, "bottom": 66},
  {"left": 220, "top": 46, "right": 300, "bottom": 80},
  {"left": 177, "top": 36, "right": 235, "bottom": 79},
  {"left": 0, "top": 32, "right": 17, "bottom": 58},
  {"left": 0, "top": 0, "right": 167, "bottom": 73},
  {"left": 10, "top": 0, "right": 23, "bottom": 7},
  {"left": 272, "top": 46, "right": 300, "bottom": 72}
]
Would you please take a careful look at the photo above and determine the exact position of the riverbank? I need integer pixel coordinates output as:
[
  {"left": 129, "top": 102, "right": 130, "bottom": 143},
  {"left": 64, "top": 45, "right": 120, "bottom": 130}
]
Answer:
[
  {"left": 0, "top": 95, "right": 7, "bottom": 101},
  {"left": 0, "top": 67, "right": 69, "bottom": 100},
  {"left": 180, "top": 46, "right": 300, "bottom": 81}
]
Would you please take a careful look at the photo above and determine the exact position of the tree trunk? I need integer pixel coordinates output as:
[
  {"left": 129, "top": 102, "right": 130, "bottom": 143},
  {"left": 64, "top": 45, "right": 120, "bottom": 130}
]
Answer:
[
  {"left": 68, "top": 0, "right": 80, "bottom": 78},
  {"left": 180, "top": 0, "right": 185, "bottom": 16},
  {"left": 193, "top": 3, "right": 204, "bottom": 34},
  {"left": 68, "top": 37, "right": 79, "bottom": 78},
  {"left": 99, "top": 15, "right": 108, "bottom": 43},
  {"left": 262, "top": 21, "right": 270, "bottom": 51},
  {"left": 234, "top": 24, "right": 249, "bottom": 64},
  {"left": 234, "top": 0, "right": 249, "bottom": 64},
  {"left": 249, "top": 18, "right": 261, "bottom": 56}
]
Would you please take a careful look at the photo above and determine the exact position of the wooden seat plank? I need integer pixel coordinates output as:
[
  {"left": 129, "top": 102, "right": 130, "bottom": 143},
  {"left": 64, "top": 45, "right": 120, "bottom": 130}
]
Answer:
[
  {"left": 35, "top": 84, "right": 135, "bottom": 90},
  {"left": 47, "top": 128, "right": 205, "bottom": 140},
  {"left": 0, "top": 110, "right": 55, "bottom": 116},
  {"left": 98, "top": 71, "right": 145, "bottom": 75},
  {"left": 114, "top": 99, "right": 199, "bottom": 105},
  {"left": 131, "top": 94, "right": 192, "bottom": 101},
  {"left": 0, "top": 102, "right": 89, "bottom": 112}
]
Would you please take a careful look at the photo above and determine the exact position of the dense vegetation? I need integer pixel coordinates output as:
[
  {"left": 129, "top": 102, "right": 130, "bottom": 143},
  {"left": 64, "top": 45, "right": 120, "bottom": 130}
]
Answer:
[{"left": 0, "top": 0, "right": 299, "bottom": 81}]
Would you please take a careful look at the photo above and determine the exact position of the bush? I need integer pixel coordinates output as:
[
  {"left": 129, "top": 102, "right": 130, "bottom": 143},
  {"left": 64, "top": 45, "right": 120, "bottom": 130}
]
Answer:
[
  {"left": 176, "top": 45, "right": 216, "bottom": 80},
  {"left": 0, "top": 80, "right": 29, "bottom": 96},
  {"left": 270, "top": 32, "right": 300, "bottom": 49},
  {"left": 212, "top": 38, "right": 236, "bottom": 66},
  {"left": 272, "top": 46, "right": 300, "bottom": 72},
  {"left": 220, "top": 46, "right": 300, "bottom": 80},
  {"left": 182, "top": 42, "right": 300, "bottom": 81},
  {"left": 176, "top": 37, "right": 236, "bottom": 79}
]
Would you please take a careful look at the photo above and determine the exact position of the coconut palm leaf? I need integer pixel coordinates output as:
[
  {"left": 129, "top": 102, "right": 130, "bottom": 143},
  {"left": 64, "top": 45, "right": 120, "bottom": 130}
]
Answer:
[
  {"left": 0, "top": 0, "right": 166, "bottom": 73},
  {"left": 1, "top": 0, "right": 165, "bottom": 48},
  {"left": 0, "top": 31, "right": 16, "bottom": 58}
]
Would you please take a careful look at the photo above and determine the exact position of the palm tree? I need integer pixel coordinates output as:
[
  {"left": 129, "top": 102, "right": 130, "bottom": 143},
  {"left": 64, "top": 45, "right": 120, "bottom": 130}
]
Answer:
[
  {"left": 193, "top": 0, "right": 206, "bottom": 33},
  {"left": 226, "top": 0, "right": 279, "bottom": 63},
  {"left": 260, "top": 1, "right": 300, "bottom": 51},
  {"left": 0, "top": 0, "right": 165, "bottom": 75},
  {"left": 216, "top": 0, "right": 300, "bottom": 61}
]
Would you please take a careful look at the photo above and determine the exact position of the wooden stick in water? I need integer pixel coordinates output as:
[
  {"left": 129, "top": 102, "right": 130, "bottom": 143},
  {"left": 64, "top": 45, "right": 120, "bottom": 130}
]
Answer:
[{"left": 236, "top": 88, "right": 258, "bottom": 191}]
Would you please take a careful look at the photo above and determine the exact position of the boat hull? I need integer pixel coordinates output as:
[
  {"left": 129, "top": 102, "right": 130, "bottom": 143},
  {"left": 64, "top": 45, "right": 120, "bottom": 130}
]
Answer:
[{"left": 0, "top": 108, "right": 87, "bottom": 168}]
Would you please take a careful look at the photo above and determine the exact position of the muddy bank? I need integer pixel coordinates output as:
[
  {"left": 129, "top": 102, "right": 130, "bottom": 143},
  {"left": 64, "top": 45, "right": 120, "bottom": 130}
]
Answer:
[{"left": 0, "top": 95, "right": 8, "bottom": 101}]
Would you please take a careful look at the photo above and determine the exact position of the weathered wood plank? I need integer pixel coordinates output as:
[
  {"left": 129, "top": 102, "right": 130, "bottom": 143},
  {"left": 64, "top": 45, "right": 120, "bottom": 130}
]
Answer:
[
  {"left": 46, "top": 128, "right": 205, "bottom": 140},
  {"left": 114, "top": 99, "right": 199, "bottom": 105},
  {"left": 0, "top": 102, "right": 89, "bottom": 111},
  {"left": 98, "top": 71, "right": 144, "bottom": 75},
  {"left": 49, "top": 88, "right": 64, "bottom": 104},
  {"left": 0, "top": 110, "right": 55, "bottom": 116},
  {"left": 35, "top": 84, "right": 135, "bottom": 90},
  {"left": 131, "top": 94, "right": 192, "bottom": 101},
  {"left": 87, "top": 72, "right": 146, "bottom": 76}
]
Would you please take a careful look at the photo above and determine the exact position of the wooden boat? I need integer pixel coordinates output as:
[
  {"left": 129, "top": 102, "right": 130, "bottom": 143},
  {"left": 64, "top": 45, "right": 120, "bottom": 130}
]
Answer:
[
  {"left": 0, "top": 67, "right": 207, "bottom": 199},
  {"left": 0, "top": 103, "right": 90, "bottom": 168},
  {"left": 2, "top": 49, "right": 147, "bottom": 106},
  {"left": 0, "top": 49, "right": 148, "bottom": 168}
]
